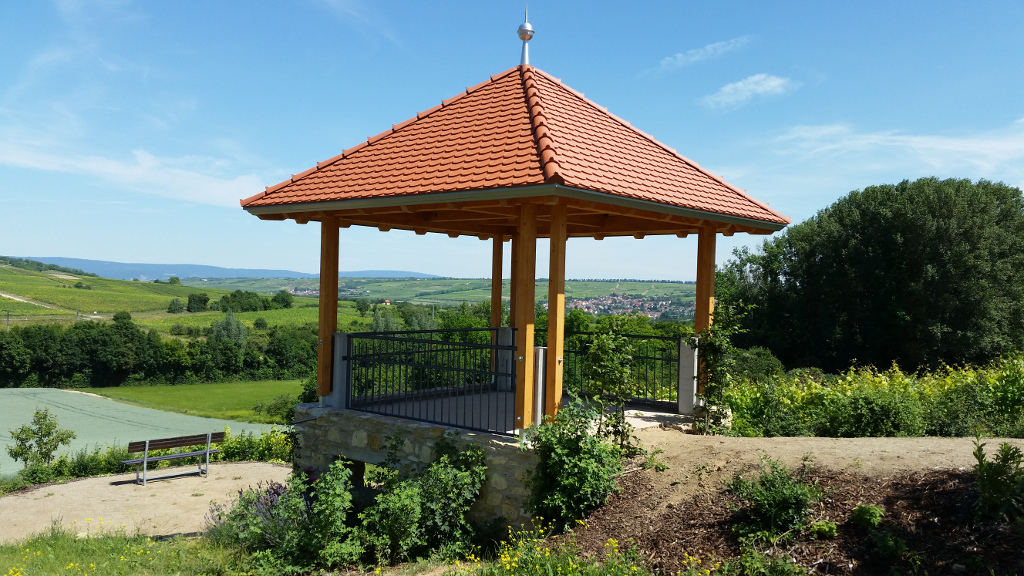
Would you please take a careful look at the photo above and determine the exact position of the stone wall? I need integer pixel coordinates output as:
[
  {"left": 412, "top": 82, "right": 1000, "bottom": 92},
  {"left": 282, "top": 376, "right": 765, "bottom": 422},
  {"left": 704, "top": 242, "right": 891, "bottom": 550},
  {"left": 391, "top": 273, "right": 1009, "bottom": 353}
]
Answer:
[{"left": 294, "top": 403, "right": 536, "bottom": 526}]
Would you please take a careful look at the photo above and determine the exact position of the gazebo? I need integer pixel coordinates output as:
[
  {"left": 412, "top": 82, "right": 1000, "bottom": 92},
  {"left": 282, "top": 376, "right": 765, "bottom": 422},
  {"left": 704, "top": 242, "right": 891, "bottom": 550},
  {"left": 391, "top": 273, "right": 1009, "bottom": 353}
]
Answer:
[{"left": 240, "top": 37, "right": 788, "bottom": 431}]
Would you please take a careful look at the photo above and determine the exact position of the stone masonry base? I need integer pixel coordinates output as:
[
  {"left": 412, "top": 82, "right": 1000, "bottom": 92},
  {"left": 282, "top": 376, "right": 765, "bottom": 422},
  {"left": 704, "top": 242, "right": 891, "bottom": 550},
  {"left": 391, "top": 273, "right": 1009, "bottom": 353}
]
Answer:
[{"left": 293, "top": 403, "right": 536, "bottom": 526}]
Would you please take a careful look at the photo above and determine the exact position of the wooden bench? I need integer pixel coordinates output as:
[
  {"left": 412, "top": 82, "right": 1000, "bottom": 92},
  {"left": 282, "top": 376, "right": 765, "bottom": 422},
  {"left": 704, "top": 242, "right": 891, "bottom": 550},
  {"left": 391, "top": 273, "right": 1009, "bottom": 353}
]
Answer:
[{"left": 121, "top": 432, "right": 225, "bottom": 486}]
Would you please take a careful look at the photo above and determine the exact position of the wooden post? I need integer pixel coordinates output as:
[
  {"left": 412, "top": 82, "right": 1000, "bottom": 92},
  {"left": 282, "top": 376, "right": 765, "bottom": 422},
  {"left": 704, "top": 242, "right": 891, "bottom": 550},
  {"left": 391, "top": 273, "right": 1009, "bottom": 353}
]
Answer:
[
  {"left": 509, "top": 230, "right": 519, "bottom": 328},
  {"left": 317, "top": 217, "right": 340, "bottom": 396},
  {"left": 491, "top": 237, "right": 504, "bottom": 328},
  {"left": 545, "top": 203, "right": 567, "bottom": 419},
  {"left": 514, "top": 204, "right": 537, "bottom": 428},
  {"left": 694, "top": 225, "right": 716, "bottom": 394}
]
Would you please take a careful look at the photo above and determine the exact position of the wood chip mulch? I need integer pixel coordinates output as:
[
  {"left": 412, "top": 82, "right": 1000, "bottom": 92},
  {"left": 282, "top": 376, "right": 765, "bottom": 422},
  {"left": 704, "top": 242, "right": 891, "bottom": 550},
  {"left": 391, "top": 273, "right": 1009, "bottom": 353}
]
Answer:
[{"left": 571, "top": 467, "right": 1024, "bottom": 575}]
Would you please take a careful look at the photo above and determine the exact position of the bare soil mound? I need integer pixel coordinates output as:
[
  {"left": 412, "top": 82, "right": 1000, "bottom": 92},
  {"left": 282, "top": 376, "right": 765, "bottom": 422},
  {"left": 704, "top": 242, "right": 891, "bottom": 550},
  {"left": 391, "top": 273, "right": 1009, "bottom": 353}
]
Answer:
[{"left": 572, "top": 427, "right": 1024, "bottom": 575}]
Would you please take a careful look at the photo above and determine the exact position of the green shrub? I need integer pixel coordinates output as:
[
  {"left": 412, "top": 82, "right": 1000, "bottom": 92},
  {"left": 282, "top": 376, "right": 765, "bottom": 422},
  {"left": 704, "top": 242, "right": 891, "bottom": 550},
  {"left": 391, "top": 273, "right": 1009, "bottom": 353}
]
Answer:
[
  {"left": 733, "top": 346, "right": 786, "bottom": 384},
  {"left": 478, "top": 523, "right": 650, "bottom": 576},
  {"left": 808, "top": 520, "right": 837, "bottom": 539},
  {"left": 717, "top": 547, "right": 808, "bottom": 575},
  {"left": 252, "top": 394, "right": 299, "bottom": 425},
  {"left": 972, "top": 436, "right": 1024, "bottom": 521},
  {"left": 419, "top": 450, "right": 487, "bottom": 558},
  {"left": 219, "top": 427, "right": 292, "bottom": 462},
  {"left": 206, "top": 460, "right": 360, "bottom": 571},
  {"left": 729, "top": 378, "right": 811, "bottom": 438},
  {"left": 925, "top": 378, "right": 992, "bottom": 437},
  {"left": 727, "top": 457, "right": 822, "bottom": 541},
  {"left": 358, "top": 481, "right": 423, "bottom": 565},
  {"left": 521, "top": 395, "right": 622, "bottom": 527},
  {"left": 850, "top": 504, "right": 885, "bottom": 530},
  {"left": 18, "top": 463, "right": 55, "bottom": 485},
  {"left": 6, "top": 408, "right": 76, "bottom": 467},
  {"left": 815, "top": 387, "right": 925, "bottom": 437}
]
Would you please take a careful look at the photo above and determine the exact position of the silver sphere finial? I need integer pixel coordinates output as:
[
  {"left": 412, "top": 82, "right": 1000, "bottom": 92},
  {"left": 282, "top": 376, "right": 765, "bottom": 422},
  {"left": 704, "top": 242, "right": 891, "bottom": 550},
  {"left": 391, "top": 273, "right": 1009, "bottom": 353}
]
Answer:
[{"left": 518, "top": 7, "right": 533, "bottom": 65}]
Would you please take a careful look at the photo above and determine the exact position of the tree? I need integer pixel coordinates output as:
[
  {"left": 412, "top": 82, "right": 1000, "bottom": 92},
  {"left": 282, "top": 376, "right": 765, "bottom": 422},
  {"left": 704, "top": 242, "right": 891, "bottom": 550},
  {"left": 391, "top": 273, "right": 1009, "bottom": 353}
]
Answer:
[
  {"left": 0, "top": 331, "right": 31, "bottom": 386},
  {"left": 6, "top": 408, "right": 76, "bottom": 468},
  {"left": 167, "top": 298, "right": 185, "bottom": 314},
  {"left": 718, "top": 178, "right": 1024, "bottom": 371},
  {"left": 168, "top": 276, "right": 181, "bottom": 285},
  {"left": 187, "top": 292, "right": 210, "bottom": 313},
  {"left": 271, "top": 289, "right": 294, "bottom": 309},
  {"left": 355, "top": 299, "right": 371, "bottom": 317},
  {"left": 371, "top": 307, "right": 402, "bottom": 332}
]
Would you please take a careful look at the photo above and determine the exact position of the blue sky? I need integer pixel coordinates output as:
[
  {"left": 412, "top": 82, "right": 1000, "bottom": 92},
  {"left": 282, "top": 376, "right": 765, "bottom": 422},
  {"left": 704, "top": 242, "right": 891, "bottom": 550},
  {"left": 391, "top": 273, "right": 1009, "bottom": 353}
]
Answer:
[{"left": 2, "top": 1, "right": 1022, "bottom": 281}]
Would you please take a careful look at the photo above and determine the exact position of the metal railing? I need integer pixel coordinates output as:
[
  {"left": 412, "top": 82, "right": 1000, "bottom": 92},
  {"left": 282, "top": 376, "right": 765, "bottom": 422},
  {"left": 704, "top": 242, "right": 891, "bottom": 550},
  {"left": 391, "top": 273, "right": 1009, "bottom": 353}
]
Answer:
[
  {"left": 345, "top": 328, "right": 517, "bottom": 435},
  {"left": 561, "top": 331, "right": 681, "bottom": 407}
]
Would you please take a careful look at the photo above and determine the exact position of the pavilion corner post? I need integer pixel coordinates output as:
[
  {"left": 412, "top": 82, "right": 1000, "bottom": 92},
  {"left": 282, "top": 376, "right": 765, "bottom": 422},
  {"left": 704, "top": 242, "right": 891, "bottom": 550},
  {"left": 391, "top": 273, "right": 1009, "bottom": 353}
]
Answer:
[
  {"left": 513, "top": 204, "right": 538, "bottom": 429},
  {"left": 694, "top": 225, "right": 717, "bottom": 395},
  {"left": 317, "top": 217, "right": 340, "bottom": 397},
  {"left": 545, "top": 203, "right": 567, "bottom": 418},
  {"left": 491, "top": 237, "right": 504, "bottom": 329}
]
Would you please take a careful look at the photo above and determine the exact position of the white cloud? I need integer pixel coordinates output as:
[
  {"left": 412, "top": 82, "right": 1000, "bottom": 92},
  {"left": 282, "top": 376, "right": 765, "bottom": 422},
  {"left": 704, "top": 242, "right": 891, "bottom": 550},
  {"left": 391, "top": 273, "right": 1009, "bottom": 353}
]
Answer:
[
  {"left": 703, "top": 74, "right": 800, "bottom": 109},
  {"left": 658, "top": 37, "right": 750, "bottom": 70},
  {"left": 773, "top": 118, "right": 1024, "bottom": 183},
  {"left": 0, "top": 142, "right": 264, "bottom": 207},
  {"left": 318, "top": 0, "right": 401, "bottom": 47}
]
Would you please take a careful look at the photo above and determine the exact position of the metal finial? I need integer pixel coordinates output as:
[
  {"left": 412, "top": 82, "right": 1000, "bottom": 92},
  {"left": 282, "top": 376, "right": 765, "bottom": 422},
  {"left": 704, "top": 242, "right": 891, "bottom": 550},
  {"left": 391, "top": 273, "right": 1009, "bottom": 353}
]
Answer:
[{"left": 517, "top": 7, "right": 534, "bottom": 66}]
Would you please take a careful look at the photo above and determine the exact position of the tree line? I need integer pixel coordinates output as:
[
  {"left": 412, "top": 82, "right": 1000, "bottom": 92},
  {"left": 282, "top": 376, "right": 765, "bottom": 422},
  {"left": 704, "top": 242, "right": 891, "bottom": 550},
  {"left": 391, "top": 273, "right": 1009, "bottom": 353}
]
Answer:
[
  {"left": 718, "top": 177, "right": 1024, "bottom": 372},
  {"left": 0, "top": 311, "right": 317, "bottom": 388}
]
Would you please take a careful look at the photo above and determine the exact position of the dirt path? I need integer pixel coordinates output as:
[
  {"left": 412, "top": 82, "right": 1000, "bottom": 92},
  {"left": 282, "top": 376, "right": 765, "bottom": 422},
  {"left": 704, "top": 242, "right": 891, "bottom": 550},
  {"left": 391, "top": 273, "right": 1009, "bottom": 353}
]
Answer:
[
  {"left": 633, "top": 427, "right": 1024, "bottom": 507},
  {"left": 0, "top": 462, "right": 290, "bottom": 545}
]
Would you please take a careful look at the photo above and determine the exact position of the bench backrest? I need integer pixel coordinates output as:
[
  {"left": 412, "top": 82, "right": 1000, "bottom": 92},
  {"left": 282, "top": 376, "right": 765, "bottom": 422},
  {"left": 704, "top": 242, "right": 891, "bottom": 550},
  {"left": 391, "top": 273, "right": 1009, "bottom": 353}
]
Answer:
[{"left": 127, "top": 431, "right": 226, "bottom": 454}]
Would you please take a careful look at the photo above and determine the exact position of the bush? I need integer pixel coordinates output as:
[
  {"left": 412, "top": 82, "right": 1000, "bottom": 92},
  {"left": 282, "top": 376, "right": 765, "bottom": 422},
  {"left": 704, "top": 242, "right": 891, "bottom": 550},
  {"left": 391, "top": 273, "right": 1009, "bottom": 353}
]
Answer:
[
  {"left": 972, "top": 436, "right": 1024, "bottom": 522},
  {"left": 521, "top": 395, "right": 622, "bottom": 527},
  {"left": 167, "top": 298, "right": 185, "bottom": 314},
  {"left": 6, "top": 408, "right": 76, "bottom": 467},
  {"left": 358, "top": 481, "right": 423, "bottom": 565},
  {"left": 727, "top": 457, "right": 822, "bottom": 541},
  {"left": 850, "top": 504, "right": 885, "bottom": 530},
  {"left": 419, "top": 440, "right": 487, "bottom": 558},
  {"left": 219, "top": 427, "right": 292, "bottom": 463},
  {"left": 207, "top": 460, "right": 360, "bottom": 571},
  {"left": 814, "top": 386, "right": 925, "bottom": 438},
  {"left": 925, "top": 377, "right": 992, "bottom": 437},
  {"left": 252, "top": 394, "right": 299, "bottom": 425},
  {"left": 733, "top": 346, "right": 786, "bottom": 383}
]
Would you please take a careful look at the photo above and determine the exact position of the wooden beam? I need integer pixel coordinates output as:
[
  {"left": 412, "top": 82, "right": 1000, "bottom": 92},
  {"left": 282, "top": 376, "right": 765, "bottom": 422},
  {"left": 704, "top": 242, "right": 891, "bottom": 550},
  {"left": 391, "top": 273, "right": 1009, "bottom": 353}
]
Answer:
[
  {"left": 509, "top": 230, "right": 519, "bottom": 329},
  {"left": 514, "top": 204, "right": 537, "bottom": 429},
  {"left": 491, "top": 237, "right": 504, "bottom": 328},
  {"left": 545, "top": 204, "right": 567, "bottom": 419},
  {"left": 695, "top": 225, "right": 717, "bottom": 394},
  {"left": 317, "top": 217, "right": 340, "bottom": 396}
]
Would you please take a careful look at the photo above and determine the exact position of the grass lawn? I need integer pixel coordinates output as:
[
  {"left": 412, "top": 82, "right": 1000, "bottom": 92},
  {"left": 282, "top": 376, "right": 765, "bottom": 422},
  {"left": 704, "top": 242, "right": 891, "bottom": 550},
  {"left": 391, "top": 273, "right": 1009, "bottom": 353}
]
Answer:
[{"left": 83, "top": 380, "right": 303, "bottom": 423}]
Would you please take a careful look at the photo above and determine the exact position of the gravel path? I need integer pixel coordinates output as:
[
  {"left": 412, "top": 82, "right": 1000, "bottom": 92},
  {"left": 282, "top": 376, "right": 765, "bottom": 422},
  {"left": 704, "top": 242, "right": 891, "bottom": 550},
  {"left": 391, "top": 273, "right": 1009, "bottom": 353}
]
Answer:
[{"left": 0, "top": 461, "right": 291, "bottom": 544}]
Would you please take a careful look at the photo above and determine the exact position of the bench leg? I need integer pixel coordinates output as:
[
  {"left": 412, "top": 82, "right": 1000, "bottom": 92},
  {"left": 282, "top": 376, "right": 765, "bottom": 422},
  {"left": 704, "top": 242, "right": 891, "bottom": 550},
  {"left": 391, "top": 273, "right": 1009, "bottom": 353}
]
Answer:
[{"left": 142, "top": 441, "right": 150, "bottom": 486}]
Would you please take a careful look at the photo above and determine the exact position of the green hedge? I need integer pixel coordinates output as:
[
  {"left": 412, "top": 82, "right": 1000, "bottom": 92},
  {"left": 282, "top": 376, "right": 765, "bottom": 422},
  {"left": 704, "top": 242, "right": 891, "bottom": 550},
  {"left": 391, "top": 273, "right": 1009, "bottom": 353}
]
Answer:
[{"left": 727, "top": 355, "right": 1024, "bottom": 438}]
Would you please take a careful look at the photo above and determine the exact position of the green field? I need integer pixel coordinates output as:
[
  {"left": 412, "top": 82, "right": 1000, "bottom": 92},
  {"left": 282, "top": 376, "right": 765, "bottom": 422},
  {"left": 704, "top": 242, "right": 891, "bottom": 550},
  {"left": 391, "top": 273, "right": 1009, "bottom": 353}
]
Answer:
[
  {"left": 133, "top": 300, "right": 368, "bottom": 333},
  {"left": 184, "top": 277, "right": 697, "bottom": 305},
  {"left": 82, "top": 380, "right": 303, "bottom": 423},
  {"left": 0, "top": 294, "right": 74, "bottom": 317},
  {"left": 1, "top": 263, "right": 695, "bottom": 333},
  {"left": 0, "top": 265, "right": 229, "bottom": 314}
]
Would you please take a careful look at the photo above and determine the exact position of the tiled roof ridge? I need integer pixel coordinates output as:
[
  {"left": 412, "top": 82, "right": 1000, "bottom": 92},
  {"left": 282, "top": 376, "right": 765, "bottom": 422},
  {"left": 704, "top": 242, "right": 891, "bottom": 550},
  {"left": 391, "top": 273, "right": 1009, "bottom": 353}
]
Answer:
[
  {"left": 240, "top": 66, "right": 525, "bottom": 208},
  {"left": 529, "top": 68, "right": 789, "bottom": 223},
  {"left": 520, "top": 65, "right": 565, "bottom": 185}
]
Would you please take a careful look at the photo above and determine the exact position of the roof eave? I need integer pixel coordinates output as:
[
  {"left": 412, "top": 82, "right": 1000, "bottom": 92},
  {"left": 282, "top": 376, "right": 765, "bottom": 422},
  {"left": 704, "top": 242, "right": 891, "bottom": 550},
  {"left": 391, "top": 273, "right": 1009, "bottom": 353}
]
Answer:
[{"left": 243, "top": 183, "right": 789, "bottom": 234}]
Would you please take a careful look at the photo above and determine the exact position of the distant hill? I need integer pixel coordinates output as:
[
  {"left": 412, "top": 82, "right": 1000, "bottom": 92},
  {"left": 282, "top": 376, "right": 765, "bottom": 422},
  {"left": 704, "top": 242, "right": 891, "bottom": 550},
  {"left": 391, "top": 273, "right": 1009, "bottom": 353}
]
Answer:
[{"left": 19, "top": 257, "right": 439, "bottom": 281}]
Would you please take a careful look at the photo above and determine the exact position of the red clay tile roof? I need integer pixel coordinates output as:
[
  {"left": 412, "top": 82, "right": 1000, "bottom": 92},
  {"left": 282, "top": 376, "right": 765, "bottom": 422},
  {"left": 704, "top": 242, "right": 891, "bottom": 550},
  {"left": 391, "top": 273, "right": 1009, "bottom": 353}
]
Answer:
[{"left": 241, "top": 65, "right": 789, "bottom": 228}]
